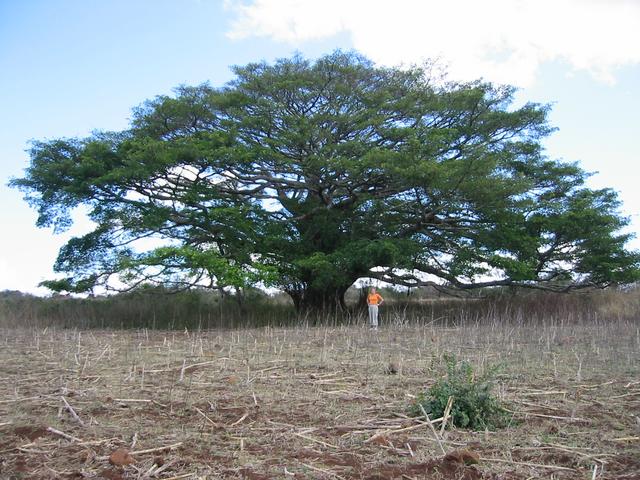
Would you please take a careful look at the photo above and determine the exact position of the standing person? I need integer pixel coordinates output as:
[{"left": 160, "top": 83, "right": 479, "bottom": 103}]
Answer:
[{"left": 367, "top": 287, "right": 384, "bottom": 329}]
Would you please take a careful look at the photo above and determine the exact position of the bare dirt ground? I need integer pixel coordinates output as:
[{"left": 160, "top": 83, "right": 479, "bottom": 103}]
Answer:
[{"left": 0, "top": 319, "right": 638, "bottom": 479}]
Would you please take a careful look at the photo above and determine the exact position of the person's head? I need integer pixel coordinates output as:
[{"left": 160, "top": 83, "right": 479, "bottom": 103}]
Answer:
[{"left": 370, "top": 287, "right": 376, "bottom": 294}]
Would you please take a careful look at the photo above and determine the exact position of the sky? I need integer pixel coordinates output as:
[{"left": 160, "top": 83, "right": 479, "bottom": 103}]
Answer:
[{"left": 1, "top": 0, "right": 639, "bottom": 294}]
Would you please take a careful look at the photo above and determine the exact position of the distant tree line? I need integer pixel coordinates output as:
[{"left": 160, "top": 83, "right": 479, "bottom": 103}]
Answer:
[{"left": 1, "top": 286, "right": 638, "bottom": 330}]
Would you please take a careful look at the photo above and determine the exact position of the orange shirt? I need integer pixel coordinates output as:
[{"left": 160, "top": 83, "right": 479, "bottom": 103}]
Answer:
[{"left": 367, "top": 293, "right": 383, "bottom": 306}]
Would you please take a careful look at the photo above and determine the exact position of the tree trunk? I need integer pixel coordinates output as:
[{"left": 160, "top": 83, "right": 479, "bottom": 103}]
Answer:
[
  {"left": 287, "top": 284, "right": 351, "bottom": 317},
  {"left": 357, "top": 286, "right": 370, "bottom": 313}
]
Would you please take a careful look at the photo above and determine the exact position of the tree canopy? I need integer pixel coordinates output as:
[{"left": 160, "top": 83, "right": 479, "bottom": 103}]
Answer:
[{"left": 11, "top": 51, "right": 640, "bottom": 311}]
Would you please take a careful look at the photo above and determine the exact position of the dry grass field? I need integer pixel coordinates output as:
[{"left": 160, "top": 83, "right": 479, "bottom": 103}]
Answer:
[{"left": 1, "top": 318, "right": 638, "bottom": 479}]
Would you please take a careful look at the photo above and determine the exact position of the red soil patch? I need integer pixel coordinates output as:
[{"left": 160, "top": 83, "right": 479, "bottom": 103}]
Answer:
[
  {"left": 100, "top": 468, "right": 125, "bottom": 480},
  {"left": 293, "top": 448, "right": 485, "bottom": 480},
  {"left": 109, "top": 448, "right": 135, "bottom": 466},
  {"left": 444, "top": 449, "right": 481, "bottom": 465},
  {"left": 183, "top": 443, "right": 235, "bottom": 468},
  {"left": 370, "top": 434, "right": 392, "bottom": 446},
  {"left": 62, "top": 472, "right": 84, "bottom": 479},
  {"left": 511, "top": 450, "right": 577, "bottom": 468},
  {"left": 14, "top": 455, "right": 29, "bottom": 472},
  {"left": 363, "top": 458, "right": 483, "bottom": 480},
  {"left": 13, "top": 425, "right": 48, "bottom": 441}
]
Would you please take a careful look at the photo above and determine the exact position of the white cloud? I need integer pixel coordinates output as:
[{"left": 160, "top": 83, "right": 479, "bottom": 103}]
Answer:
[{"left": 225, "top": 0, "right": 640, "bottom": 86}]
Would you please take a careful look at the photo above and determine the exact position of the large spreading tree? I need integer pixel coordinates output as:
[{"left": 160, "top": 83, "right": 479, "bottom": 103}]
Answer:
[{"left": 12, "top": 52, "right": 639, "bottom": 311}]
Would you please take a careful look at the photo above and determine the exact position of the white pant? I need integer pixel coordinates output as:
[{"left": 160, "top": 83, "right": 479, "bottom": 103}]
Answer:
[{"left": 368, "top": 304, "right": 379, "bottom": 327}]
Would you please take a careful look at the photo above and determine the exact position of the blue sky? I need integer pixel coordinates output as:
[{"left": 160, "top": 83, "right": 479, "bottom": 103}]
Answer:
[{"left": 1, "top": 0, "right": 639, "bottom": 293}]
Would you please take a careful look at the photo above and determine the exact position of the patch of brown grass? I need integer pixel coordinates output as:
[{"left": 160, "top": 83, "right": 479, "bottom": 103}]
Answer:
[{"left": 0, "top": 317, "right": 638, "bottom": 479}]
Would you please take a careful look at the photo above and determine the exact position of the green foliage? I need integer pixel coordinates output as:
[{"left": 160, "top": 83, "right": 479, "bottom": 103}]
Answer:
[
  {"left": 411, "top": 354, "right": 509, "bottom": 430},
  {"left": 9, "top": 51, "right": 640, "bottom": 312}
]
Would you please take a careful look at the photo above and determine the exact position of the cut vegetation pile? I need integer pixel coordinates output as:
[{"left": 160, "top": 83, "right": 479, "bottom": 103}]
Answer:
[{"left": 0, "top": 318, "right": 638, "bottom": 479}]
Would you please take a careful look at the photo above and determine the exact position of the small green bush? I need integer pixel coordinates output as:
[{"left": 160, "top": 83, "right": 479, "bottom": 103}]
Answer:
[{"left": 411, "top": 354, "right": 509, "bottom": 430}]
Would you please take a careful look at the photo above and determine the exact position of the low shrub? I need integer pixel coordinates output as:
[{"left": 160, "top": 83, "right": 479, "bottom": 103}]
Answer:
[{"left": 411, "top": 354, "right": 509, "bottom": 430}]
